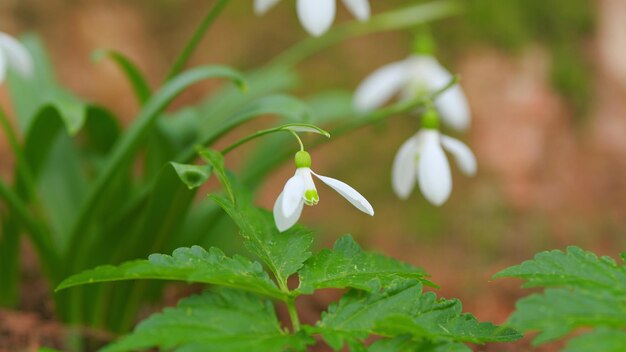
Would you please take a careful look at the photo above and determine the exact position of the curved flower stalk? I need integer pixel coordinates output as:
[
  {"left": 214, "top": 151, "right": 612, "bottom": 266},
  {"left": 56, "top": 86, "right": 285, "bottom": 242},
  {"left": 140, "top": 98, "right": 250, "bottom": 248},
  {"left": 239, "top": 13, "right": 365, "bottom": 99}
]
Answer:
[
  {"left": 274, "top": 150, "right": 374, "bottom": 232},
  {"left": 353, "top": 54, "right": 470, "bottom": 131},
  {"left": 392, "top": 110, "right": 476, "bottom": 206},
  {"left": 0, "top": 32, "right": 33, "bottom": 84},
  {"left": 254, "top": 0, "right": 371, "bottom": 37}
]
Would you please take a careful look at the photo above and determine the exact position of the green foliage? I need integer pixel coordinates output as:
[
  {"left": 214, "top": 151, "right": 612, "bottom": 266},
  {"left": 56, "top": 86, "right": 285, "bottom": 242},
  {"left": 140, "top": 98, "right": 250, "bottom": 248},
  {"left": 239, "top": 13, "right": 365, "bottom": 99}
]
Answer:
[
  {"left": 495, "top": 247, "right": 626, "bottom": 349},
  {"left": 100, "top": 289, "right": 313, "bottom": 352},
  {"left": 57, "top": 246, "right": 285, "bottom": 300},
  {"left": 298, "top": 235, "right": 433, "bottom": 294},
  {"left": 60, "top": 175, "right": 521, "bottom": 351}
]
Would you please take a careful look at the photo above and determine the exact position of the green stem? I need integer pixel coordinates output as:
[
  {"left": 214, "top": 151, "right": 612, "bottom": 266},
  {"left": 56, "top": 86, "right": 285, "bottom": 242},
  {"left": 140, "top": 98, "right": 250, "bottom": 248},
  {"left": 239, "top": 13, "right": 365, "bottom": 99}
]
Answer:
[
  {"left": 271, "top": 0, "right": 461, "bottom": 69},
  {"left": 221, "top": 128, "right": 284, "bottom": 155},
  {"left": 286, "top": 298, "right": 301, "bottom": 332},
  {"left": 165, "top": 0, "right": 231, "bottom": 81},
  {"left": 289, "top": 131, "right": 305, "bottom": 152}
]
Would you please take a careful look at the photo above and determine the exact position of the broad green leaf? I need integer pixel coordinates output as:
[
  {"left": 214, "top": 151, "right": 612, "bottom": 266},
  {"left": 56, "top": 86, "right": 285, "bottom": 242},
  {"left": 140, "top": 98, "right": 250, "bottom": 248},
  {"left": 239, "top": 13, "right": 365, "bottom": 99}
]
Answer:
[
  {"left": 493, "top": 246, "right": 626, "bottom": 294},
  {"left": 565, "top": 328, "right": 626, "bottom": 352},
  {"left": 101, "top": 289, "right": 312, "bottom": 352},
  {"left": 506, "top": 288, "right": 626, "bottom": 345},
  {"left": 298, "top": 235, "right": 432, "bottom": 294},
  {"left": 198, "top": 149, "right": 233, "bottom": 203},
  {"left": 171, "top": 162, "right": 212, "bottom": 190},
  {"left": 368, "top": 336, "right": 470, "bottom": 352},
  {"left": 56, "top": 246, "right": 285, "bottom": 300},
  {"left": 210, "top": 179, "right": 313, "bottom": 287},
  {"left": 92, "top": 49, "right": 152, "bottom": 104},
  {"left": 316, "top": 281, "right": 521, "bottom": 350}
]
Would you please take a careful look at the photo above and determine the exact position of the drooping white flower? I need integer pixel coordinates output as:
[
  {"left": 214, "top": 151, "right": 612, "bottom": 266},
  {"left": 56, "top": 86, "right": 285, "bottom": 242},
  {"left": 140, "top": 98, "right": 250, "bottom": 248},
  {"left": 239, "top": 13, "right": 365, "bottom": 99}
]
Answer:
[
  {"left": 0, "top": 32, "right": 33, "bottom": 84},
  {"left": 254, "top": 0, "right": 371, "bottom": 37},
  {"left": 354, "top": 55, "right": 470, "bottom": 131},
  {"left": 274, "top": 150, "right": 374, "bottom": 232},
  {"left": 392, "top": 128, "right": 476, "bottom": 206}
]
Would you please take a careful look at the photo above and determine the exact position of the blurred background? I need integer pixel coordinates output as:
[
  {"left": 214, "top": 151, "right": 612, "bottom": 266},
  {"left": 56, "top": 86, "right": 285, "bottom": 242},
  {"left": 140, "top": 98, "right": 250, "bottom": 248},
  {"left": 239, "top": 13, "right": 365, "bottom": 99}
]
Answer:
[{"left": 1, "top": 0, "right": 625, "bottom": 350}]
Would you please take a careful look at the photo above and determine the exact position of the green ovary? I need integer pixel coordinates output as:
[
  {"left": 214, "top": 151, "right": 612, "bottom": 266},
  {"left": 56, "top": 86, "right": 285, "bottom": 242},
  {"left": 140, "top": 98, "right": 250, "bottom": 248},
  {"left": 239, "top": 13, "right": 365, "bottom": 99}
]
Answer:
[{"left": 304, "top": 189, "right": 319, "bottom": 206}]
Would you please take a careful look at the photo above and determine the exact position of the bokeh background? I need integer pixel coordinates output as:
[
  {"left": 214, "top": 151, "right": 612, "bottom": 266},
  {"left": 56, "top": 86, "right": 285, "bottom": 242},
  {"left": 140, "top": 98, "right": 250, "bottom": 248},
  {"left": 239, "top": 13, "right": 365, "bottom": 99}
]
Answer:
[{"left": 1, "top": 0, "right": 625, "bottom": 350}]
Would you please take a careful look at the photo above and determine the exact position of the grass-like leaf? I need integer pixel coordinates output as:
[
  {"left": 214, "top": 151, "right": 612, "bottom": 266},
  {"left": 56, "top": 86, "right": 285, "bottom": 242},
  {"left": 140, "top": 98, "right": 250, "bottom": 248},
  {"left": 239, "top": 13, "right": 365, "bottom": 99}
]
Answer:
[
  {"left": 314, "top": 280, "right": 521, "bottom": 350},
  {"left": 368, "top": 336, "right": 470, "bottom": 352},
  {"left": 210, "top": 184, "right": 313, "bottom": 288},
  {"left": 56, "top": 246, "right": 286, "bottom": 300},
  {"left": 298, "top": 235, "right": 433, "bottom": 294},
  {"left": 101, "top": 289, "right": 313, "bottom": 352},
  {"left": 495, "top": 246, "right": 626, "bottom": 347}
]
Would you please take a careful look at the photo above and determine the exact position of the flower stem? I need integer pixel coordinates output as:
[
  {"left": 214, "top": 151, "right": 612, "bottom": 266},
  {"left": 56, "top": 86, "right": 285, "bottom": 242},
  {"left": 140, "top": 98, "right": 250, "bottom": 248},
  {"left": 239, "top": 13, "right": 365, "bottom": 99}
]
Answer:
[
  {"left": 165, "top": 0, "right": 231, "bottom": 81},
  {"left": 290, "top": 131, "right": 305, "bottom": 152},
  {"left": 221, "top": 128, "right": 280, "bottom": 155}
]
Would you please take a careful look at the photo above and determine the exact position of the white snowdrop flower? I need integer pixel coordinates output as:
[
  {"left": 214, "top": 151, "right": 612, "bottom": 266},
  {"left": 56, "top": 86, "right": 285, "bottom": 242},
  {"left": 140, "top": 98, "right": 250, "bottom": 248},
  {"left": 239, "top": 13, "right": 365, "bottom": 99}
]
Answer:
[
  {"left": 0, "top": 32, "right": 33, "bottom": 84},
  {"left": 392, "top": 118, "right": 477, "bottom": 206},
  {"left": 274, "top": 150, "right": 374, "bottom": 232},
  {"left": 254, "top": 0, "right": 371, "bottom": 37},
  {"left": 354, "top": 54, "right": 470, "bottom": 131}
]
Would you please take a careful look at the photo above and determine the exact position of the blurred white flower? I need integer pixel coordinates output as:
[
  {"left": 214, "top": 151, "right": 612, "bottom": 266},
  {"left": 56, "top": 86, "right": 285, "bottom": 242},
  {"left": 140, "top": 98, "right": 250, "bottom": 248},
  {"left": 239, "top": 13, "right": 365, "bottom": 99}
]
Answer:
[
  {"left": 0, "top": 32, "right": 33, "bottom": 84},
  {"left": 392, "top": 129, "right": 476, "bottom": 206},
  {"left": 274, "top": 151, "right": 374, "bottom": 232},
  {"left": 354, "top": 55, "right": 470, "bottom": 131},
  {"left": 254, "top": 0, "right": 370, "bottom": 37}
]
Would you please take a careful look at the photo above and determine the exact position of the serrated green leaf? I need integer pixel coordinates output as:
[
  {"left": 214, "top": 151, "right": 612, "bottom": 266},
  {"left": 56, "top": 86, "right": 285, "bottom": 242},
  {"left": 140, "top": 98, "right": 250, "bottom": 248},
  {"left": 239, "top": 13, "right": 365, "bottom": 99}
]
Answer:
[
  {"left": 368, "top": 336, "right": 471, "bottom": 352},
  {"left": 565, "top": 328, "right": 626, "bottom": 352},
  {"left": 56, "top": 246, "right": 285, "bottom": 300},
  {"left": 101, "top": 289, "right": 313, "bottom": 352},
  {"left": 316, "top": 281, "right": 521, "bottom": 350},
  {"left": 298, "top": 235, "right": 433, "bottom": 294},
  {"left": 508, "top": 288, "right": 626, "bottom": 345},
  {"left": 171, "top": 162, "right": 212, "bottom": 190},
  {"left": 210, "top": 180, "right": 313, "bottom": 287},
  {"left": 198, "top": 149, "right": 234, "bottom": 203},
  {"left": 493, "top": 246, "right": 626, "bottom": 294}
]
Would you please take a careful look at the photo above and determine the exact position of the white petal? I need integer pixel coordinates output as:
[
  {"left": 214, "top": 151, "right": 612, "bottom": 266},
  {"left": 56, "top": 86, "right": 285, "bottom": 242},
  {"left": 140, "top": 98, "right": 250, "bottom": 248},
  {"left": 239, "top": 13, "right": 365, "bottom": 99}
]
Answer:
[
  {"left": 254, "top": 0, "right": 281, "bottom": 15},
  {"left": 392, "top": 134, "right": 421, "bottom": 199},
  {"left": 281, "top": 173, "right": 305, "bottom": 218},
  {"left": 0, "top": 52, "right": 6, "bottom": 85},
  {"left": 353, "top": 59, "right": 411, "bottom": 112},
  {"left": 435, "top": 84, "right": 471, "bottom": 131},
  {"left": 312, "top": 172, "right": 374, "bottom": 216},
  {"left": 342, "top": 0, "right": 370, "bottom": 21},
  {"left": 273, "top": 192, "right": 304, "bottom": 232},
  {"left": 440, "top": 135, "right": 477, "bottom": 176},
  {"left": 297, "top": 0, "right": 336, "bottom": 37},
  {"left": 417, "top": 130, "right": 451, "bottom": 206},
  {"left": 0, "top": 33, "right": 33, "bottom": 77}
]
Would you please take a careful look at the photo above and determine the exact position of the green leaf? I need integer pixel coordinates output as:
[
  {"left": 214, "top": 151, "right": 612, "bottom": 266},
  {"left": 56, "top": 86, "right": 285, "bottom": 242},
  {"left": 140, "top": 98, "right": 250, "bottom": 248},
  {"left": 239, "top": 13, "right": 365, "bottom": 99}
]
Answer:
[
  {"left": 210, "top": 180, "right": 313, "bottom": 287},
  {"left": 315, "top": 281, "right": 521, "bottom": 350},
  {"left": 507, "top": 288, "right": 626, "bottom": 345},
  {"left": 298, "top": 235, "right": 433, "bottom": 294},
  {"left": 171, "top": 162, "right": 213, "bottom": 190},
  {"left": 493, "top": 246, "right": 626, "bottom": 294},
  {"left": 565, "top": 328, "right": 626, "bottom": 352},
  {"left": 56, "top": 246, "right": 285, "bottom": 300},
  {"left": 496, "top": 246, "right": 626, "bottom": 347},
  {"left": 198, "top": 149, "right": 234, "bottom": 203},
  {"left": 67, "top": 65, "right": 246, "bottom": 271},
  {"left": 100, "top": 289, "right": 313, "bottom": 352},
  {"left": 368, "top": 336, "right": 470, "bottom": 352},
  {"left": 92, "top": 49, "right": 152, "bottom": 104},
  {"left": 279, "top": 123, "right": 330, "bottom": 138}
]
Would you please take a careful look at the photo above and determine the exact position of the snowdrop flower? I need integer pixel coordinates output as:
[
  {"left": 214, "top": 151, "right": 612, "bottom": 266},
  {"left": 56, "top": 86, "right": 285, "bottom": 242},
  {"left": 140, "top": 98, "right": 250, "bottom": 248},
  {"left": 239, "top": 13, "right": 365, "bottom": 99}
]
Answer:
[
  {"left": 392, "top": 111, "right": 477, "bottom": 206},
  {"left": 274, "top": 150, "right": 374, "bottom": 232},
  {"left": 254, "top": 0, "right": 371, "bottom": 37},
  {"left": 0, "top": 32, "right": 33, "bottom": 84},
  {"left": 354, "top": 55, "right": 470, "bottom": 131}
]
